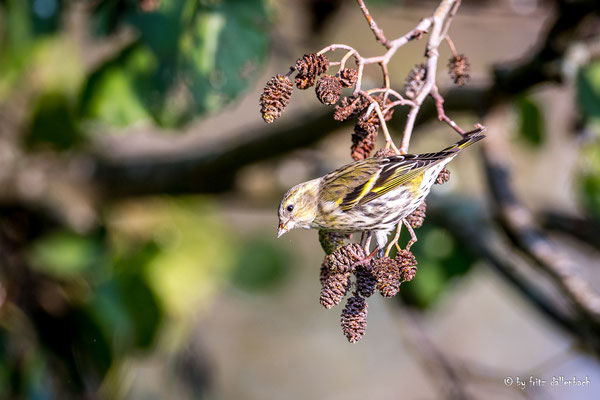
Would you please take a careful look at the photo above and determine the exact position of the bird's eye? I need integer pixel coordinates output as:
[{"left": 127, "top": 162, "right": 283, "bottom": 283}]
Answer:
[{"left": 286, "top": 204, "right": 294, "bottom": 212}]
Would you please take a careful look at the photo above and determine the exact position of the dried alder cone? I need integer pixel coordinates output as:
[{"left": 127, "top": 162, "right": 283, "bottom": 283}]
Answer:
[
  {"left": 404, "top": 63, "right": 427, "bottom": 99},
  {"left": 334, "top": 94, "right": 369, "bottom": 122},
  {"left": 341, "top": 295, "right": 368, "bottom": 343},
  {"left": 351, "top": 101, "right": 388, "bottom": 160},
  {"left": 295, "top": 53, "right": 329, "bottom": 89},
  {"left": 316, "top": 75, "right": 342, "bottom": 105},
  {"left": 259, "top": 74, "right": 293, "bottom": 123},
  {"left": 355, "top": 265, "right": 377, "bottom": 298},
  {"left": 337, "top": 68, "right": 358, "bottom": 88},
  {"left": 316, "top": 242, "right": 418, "bottom": 342},
  {"left": 448, "top": 54, "right": 470, "bottom": 86},
  {"left": 373, "top": 256, "right": 401, "bottom": 298},
  {"left": 320, "top": 271, "right": 351, "bottom": 309},
  {"left": 324, "top": 243, "right": 365, "bottom": 273},
  {"left": 435, "top": 167, "right": 451, "bottom": 184},
  {"left": 406, "top": 201, "right": 427, "bottom": 229},
  {"left": 397, "top": 249, "right": 418, "bottom": 282},
  {"left": 375, "top": 94, "right": 395, "bottom": 121},
  {"left": 336, "top": 92, "right": 397, "bottom": 160},
  {"left": 351, "top": 128, "right": 377, "bottom": 160}
]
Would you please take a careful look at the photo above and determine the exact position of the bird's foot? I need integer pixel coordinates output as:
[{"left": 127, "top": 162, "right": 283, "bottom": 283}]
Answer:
[{"left": 347, "top": 245, "right": 379, "bottom": 272}]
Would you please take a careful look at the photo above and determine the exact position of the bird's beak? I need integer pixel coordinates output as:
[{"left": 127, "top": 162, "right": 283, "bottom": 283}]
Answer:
[{"left": 277, "top": 221, "right": 289, "bottom": 238}]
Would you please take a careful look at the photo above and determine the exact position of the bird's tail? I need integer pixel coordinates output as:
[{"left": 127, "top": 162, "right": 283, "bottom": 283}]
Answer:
[{"left": 442, "top": 126, "right": 486, "bottom": 153}]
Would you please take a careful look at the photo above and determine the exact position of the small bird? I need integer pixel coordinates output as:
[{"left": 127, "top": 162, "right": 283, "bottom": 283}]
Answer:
[{"left": 277, "top": 128, "right": 485, "bottom": 251}]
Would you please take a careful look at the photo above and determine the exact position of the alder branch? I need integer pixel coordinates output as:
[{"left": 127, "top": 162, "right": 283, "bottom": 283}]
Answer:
[
  {"left": 356, "top": 0, "right": 391, "bottom": 48},
  {"left": 482, "top": 142, "right": 600, "bottom": 325},
  {"left": 92, "top": 111, "right": 340, "bottom": 197},
  {"left": 428, "top": 197, "right": 600, "bottom": 357},
  {"left": 539, "top": 211, "right": 600, "bottom": 251},
  {"left": 400, "top": 0, "right": 463, "bottom": 154},
  {"left": 310, "top": 0, "right": 470, "bottom": 155}
]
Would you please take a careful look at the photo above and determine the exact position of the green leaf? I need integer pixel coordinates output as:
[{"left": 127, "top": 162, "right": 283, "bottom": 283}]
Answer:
[
  {"left": 82, "top": 0, "right": 270, "bottom": 128},
  {"left": 25, "top": 91, "right": 83, "bottom": 150},
  {"left": 70, "top": 308, "right": 113, "bottom": 381},
  {"left": 28, "top": 231, "right": 102, "bottom": 278},
  {"left": 116, "top": 272, "right": 162, "bottom": 349},
  {"left": 0, "top": 0, "right": 35, "bottom": 99},
  {"left": 577, "top": 61, "right": 600, "bottom": 123},
  {"left": 578, "top": 136, "right": 600, "bottom": 221},
  {"left": 516, "top": 94, "right": 544, "bottom": 147},
  {"left": 79, "top": 44, "right": 157, "bottom": 127}
]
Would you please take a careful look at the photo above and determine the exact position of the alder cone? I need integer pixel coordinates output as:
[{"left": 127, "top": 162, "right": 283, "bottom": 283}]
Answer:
[
  {"left": 435, "top": 167, "right": 450, "bottom": 184},
  {"left": 260, "top": 74, "right": 293, "bottom": 123},
  {"left": 404, "top": 63, "right": 427, "bottom": 99},
  {"left": 341, "top": 295, "right": 368, "bottom": 343},
  {"left": 406, "top": 201, "right": 426, "bottom": 229},
  {"left": 315, "top": 75, "right": 342, "bottom": 105},
  {"left": 448, "top": 54, "right": 471, "bottom": 86},
  {"left": 295, "top": 53, "right": 329, "bottom": 89},
  {"left": 373, "top": 257, "right": 401, "bottom": 298},
  {"left": 325, "top": 243, "right": 366, "bottom": 273},
  {"left": 338, "top": 68, "right": 358, "bottom": 87},
  {"left": 320, "top": 271, "right": 351, "bottom": 309}
]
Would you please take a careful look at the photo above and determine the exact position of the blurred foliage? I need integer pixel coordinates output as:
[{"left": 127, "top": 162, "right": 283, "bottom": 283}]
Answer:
[
  {"left": 0, "top": 198, "right": 245, "bottom": 398},
  {"left": 577, "top": 60, "right": 600, "bottom": 125},
  {"left": 0, "top": 0, "right": 275, "bottom": 396},
  {"left": 109, "top": 198, "right": 235, "bottom": 318},
  {"left": 578, "top": 135, "right": 600, "bottom": 221},
  {"left": 81, "top": 0, "right": 270, "bottom": 127},
  {"left": 397, "top": 219, "right": 476, "bottom": 309},
  {"left": 25, "top": 91, "right": 84, "bottom": 149},
  {"left": 230, "top": 238, "right": 291, "bottom": 292},
  {"left": 515, "top": 94, "right": 544, "bottom": 147},
  {"left": 576, "top": 61, "right": 600, "bottom": 221}
]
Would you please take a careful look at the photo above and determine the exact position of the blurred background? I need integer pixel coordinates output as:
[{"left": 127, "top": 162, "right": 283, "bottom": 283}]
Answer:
[{"left": 1, "top": 0, "right": 600, "bottom": 399}]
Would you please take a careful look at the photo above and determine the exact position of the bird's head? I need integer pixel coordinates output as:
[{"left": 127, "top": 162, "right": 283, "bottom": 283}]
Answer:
[{"left": 277, "top": 179, "right": 320, "bottom": 238}]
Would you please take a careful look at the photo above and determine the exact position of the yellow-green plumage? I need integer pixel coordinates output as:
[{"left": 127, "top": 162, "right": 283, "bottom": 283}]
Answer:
[{"left": 277, "top": 131, "right": 485, "bottom": 249}]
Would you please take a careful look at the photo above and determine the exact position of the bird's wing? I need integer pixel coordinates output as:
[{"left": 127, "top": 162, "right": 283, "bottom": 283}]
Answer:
[
  {"left": 353, "top": 152, "right": 449, "bottom": 208},
  {"left": 347, "top": 131, "right": 486, "bottom": 209},
  {"left": 319, "top": 158, "right": 384, "bottom": 208},
  {"left": 323, "top": 130, "right": 486, "bottom": 212}
]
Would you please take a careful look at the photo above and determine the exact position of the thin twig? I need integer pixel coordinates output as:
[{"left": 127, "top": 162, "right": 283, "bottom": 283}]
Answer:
[
  {"left": 385, "top": 221, "right": 402, "bottom": 257},
  {"left": 399, "top": 0, "right": 461, "bottom": 152},
  {"left": 403, "top": 219, "right": 418, "bottom": 250},
  {"left": 401, "top": 106, "right": 420, "bottom": 153},
  {"left": 338, "top": 50, "right": 355, "bottom": 70},
  {"left": 373, "top": 101, "right": 400, "bottom": 154},
  {"left": 356, "top": 0, "right": 392, "bottom": 49},
  {"left": 431, "top": 85, "right": 466, "bottom": 135},
  {"left": 445, "top": 35, "right": 459, "bottom": 57}
]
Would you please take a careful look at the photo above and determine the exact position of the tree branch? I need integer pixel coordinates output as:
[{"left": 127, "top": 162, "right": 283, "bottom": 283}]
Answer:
[
  {"left": 427, "top": 197, "right": 600, "bottom": 358},
  {"left": 92, "top": 110, "right": 340, "bottom": 197},
  {"left": 482, "top": 142, "right": 600, "bottom": 325}
]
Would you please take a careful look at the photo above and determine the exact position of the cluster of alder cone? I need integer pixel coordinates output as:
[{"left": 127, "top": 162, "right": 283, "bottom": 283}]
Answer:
[
  {"left": 259, "top": 52, "right": 469, "bottom": 161},
  {"left": 260, "top": 51, "right": 465, "bottom": 342},
  {"left": 317, "top": 167, "right": 449, "bottom": 343}
]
